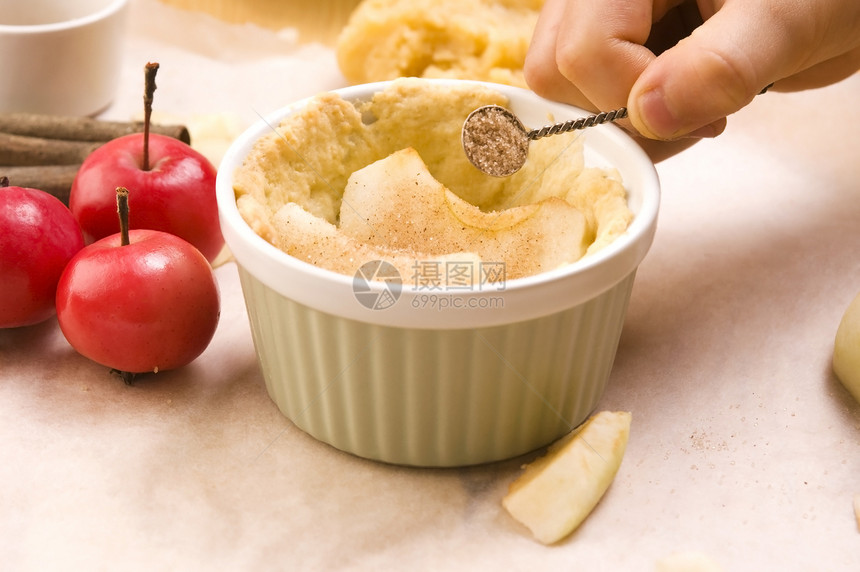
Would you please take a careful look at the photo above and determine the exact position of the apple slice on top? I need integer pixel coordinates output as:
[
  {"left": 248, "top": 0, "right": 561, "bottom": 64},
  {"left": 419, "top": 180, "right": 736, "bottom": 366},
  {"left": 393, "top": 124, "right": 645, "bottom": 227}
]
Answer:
[{"left": 339, "top": 147, "right": 589, "bottom": 279}]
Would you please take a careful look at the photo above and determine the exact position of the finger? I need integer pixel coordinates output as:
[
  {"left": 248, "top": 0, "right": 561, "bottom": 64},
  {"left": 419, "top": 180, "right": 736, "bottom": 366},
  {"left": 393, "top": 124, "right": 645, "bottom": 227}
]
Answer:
[
  {"left": 525, "top": 0, "right": 695, "bottom": 108},
  {"left": 551, "top": 0, "right": 658, "bottom": 111},
  {"left": 770, "top": 48, "right": 860, "bottom": 91},
  {"left": 524, "top": 0, "right": 592, "bottom": 108},
  {"left": 628, "top": 0, "right": 835, "bottom": 139}
]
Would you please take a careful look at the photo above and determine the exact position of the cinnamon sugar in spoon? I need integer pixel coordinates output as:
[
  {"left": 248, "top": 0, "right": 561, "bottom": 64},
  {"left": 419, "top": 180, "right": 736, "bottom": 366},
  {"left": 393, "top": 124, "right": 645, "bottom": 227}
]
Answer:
[{"left": 462, "top": 105, "right": 628, "bottom": 177}]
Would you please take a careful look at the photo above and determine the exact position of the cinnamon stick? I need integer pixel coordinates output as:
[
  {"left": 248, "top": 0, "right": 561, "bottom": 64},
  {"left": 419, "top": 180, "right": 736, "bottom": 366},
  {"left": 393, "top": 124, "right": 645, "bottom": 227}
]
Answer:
[
  {"left": 0, "top": 112, "right": 190, "bottom": 144},
  {"left": 0, "top": 165, "right": 79, "bottom": 204},
  {"left": 0, "top": 133, "right": 101, "bottom": 167}
]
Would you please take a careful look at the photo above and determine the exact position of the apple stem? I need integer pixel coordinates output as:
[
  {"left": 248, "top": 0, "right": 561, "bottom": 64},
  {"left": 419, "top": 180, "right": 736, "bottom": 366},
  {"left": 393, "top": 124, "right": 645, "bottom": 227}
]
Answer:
[
  {"left": 114, "top": 187, "right": 134, "bottom": 385},
  {"left": 0, "top": 176, "right": 8, "bottom": 188},
  {"left": 112, "top": 369, "right": 137, "bottom": 385},
  {"left": 116, "top": 187, "right": 130, "bottom": 246},
  {"left": 113, "top": 188, "right": 137, "bottom": 385},
  {"left": 142, "top": 62, "right": 160, "bottom": 172}
]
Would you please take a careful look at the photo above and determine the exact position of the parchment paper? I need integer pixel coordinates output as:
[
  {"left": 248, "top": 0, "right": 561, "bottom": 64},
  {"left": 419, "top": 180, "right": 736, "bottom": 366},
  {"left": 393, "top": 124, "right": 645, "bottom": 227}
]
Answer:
[{"left": 2, "top": 1, "right": 859, "bottom": 570}]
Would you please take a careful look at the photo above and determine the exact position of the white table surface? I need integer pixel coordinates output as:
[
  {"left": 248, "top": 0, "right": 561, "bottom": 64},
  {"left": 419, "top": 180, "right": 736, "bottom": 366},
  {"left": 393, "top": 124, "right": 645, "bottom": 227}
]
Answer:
[{"left": 2, "top": 1, "right": 859, "bottom": 570}]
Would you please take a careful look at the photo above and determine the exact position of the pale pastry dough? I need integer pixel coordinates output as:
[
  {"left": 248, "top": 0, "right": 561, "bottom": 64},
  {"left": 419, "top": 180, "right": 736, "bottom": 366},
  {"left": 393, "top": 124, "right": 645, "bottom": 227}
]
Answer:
[{"left": 336, "top": 0, "right": 544, "bottom": 87}]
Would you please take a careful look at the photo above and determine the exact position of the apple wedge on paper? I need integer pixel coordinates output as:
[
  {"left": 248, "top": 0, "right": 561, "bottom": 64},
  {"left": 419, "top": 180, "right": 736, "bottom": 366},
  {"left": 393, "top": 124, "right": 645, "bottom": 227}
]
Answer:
[
  {"left": 503, "top": 410, "right": 631, "bottom": 544},
  {"left": 853, "top": 494, "right": 860, "bottom": 531},
  {"left": 833, "top": 290, "right": 860, "bottom": 404}
]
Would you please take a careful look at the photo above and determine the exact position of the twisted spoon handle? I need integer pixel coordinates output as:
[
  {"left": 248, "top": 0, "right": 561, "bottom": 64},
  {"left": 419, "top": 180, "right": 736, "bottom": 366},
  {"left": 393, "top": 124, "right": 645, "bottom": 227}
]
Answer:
[{"left": 527, "top": 107, "right": 628, "bottom": 141}]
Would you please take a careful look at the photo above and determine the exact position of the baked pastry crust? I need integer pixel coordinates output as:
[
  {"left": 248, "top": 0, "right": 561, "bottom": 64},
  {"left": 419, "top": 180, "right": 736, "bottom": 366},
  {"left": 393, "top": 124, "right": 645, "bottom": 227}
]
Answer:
[{"left": 336, "top": 0, "right": 544, "bottom": 87}]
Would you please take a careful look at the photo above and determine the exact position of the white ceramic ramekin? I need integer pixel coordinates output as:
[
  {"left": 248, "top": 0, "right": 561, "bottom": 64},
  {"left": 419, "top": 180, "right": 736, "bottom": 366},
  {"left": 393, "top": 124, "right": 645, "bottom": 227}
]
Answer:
[
  {"left": 217, "top": 79, "right": 660, "bottom": 467},
  {"left": 0, "top": 0, "right": 129, "bottom": 116}
]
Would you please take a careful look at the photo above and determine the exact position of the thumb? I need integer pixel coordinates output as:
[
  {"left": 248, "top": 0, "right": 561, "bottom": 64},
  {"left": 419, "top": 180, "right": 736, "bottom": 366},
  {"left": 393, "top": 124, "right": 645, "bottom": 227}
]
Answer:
[{"left": 628, "top": 2, "right": 793, "bottom": 140}]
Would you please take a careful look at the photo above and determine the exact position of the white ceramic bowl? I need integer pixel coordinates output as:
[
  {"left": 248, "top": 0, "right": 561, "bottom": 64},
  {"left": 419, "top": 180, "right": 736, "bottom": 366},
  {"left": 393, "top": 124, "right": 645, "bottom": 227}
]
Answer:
[
  {"left": 217, "top": 79, "right": 660, "bottom": 466},
  {"left": 0, "top": 0, "right": 129, "bottom": 116}
]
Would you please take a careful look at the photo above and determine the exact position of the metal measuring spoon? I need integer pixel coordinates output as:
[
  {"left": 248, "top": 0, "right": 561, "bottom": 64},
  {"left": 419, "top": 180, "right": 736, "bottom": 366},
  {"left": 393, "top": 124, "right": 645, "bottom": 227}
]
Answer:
[{"left": 461, "top": 105, "right": 628, "bottom": 177}]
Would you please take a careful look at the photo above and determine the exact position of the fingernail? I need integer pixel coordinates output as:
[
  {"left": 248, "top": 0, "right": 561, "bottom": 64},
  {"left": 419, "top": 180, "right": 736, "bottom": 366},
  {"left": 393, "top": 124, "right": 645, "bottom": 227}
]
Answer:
[
  {"left": 635, "top": 88, "right": 681, "bottom": 139},
  {"left": 634, "top": 88, "right": 720, "bottom": 140}
]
